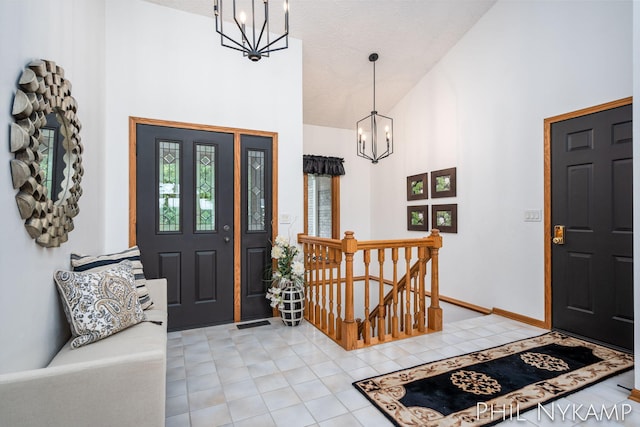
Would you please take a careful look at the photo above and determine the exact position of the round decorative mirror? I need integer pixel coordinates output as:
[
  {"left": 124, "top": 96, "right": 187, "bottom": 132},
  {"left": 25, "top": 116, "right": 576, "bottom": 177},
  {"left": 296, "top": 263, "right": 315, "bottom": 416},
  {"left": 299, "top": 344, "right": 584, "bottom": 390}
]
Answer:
[{"left": 9, "top": 59, "right": 83, "bottom": 248}]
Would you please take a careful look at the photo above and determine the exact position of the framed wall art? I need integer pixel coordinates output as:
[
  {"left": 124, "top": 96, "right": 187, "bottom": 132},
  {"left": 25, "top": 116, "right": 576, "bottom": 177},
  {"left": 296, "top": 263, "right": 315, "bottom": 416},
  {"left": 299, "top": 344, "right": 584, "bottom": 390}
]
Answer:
[
  {"left": 406, "top": 173, "right": 428, "bottom": 200},
  {"left": 431, "top": 167, "right": 456, "bottom": 198},
  {"left": 407, "top": 205, "right": 429, "bottom": 231},
  {"left": 432, "top": 204, "right": 457, "bottom": 233}
]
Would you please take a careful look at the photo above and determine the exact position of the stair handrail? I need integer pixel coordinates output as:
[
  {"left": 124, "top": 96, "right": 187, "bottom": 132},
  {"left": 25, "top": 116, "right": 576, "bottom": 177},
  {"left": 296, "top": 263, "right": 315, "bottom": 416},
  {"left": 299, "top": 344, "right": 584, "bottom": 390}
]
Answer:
[{"left": 357, "top": 254, "right": 431, "bottom": 339}]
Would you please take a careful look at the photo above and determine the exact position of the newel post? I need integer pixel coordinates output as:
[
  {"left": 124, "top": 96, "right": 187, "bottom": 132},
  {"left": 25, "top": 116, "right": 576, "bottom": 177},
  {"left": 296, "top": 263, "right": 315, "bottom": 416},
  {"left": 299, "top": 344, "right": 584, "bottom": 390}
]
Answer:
[
  {"left": 297, "top": 233, "right": 310, "bottom": 320},
  {"left": 427, "top": 229, "right": 443, "bottom": 331},
  {"left": 341, "top": 231, "right": 358, "bottom": 350}
]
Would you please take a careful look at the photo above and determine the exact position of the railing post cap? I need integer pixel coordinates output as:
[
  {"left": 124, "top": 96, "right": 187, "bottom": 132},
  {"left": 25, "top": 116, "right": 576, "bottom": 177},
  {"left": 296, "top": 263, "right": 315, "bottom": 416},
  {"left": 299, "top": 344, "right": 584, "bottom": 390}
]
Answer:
[
  {"left": 428, "top": 228, "right": 443, "bottom": 248},
  {"left": 342, "top": 230, "right": 358, "bottom": 253}
]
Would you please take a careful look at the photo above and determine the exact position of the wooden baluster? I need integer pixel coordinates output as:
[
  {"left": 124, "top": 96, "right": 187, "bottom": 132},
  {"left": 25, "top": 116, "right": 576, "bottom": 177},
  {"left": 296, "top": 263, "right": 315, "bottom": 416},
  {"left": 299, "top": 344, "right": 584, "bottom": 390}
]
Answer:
[
  {"left": 335, "top": 250, "right": 343, "bottom": 341},
  {"left": 314, "top": 244, "right": 321, "bottom": 326},
  {"left": 391, "top": 247, "right": 399, "bottom": 338},
  {"left": 414, "top": 272, "right": 419, "bottom": 330},
  {"left": 328, "top": 247, "right": 335, "bottom": 337},
  {"left": 305, "top": 243, "right": 312, "bottom": 324},
  {"left": 405, "top": 247, "right": 413, "bottom": 336},
  {"left": 428, "top": 230, "right": 443, "bottom": 331},
  {"left": 314, "top": 243, "right": 321, "bottom": 325},
  {"left": 363, "top": 249, "right": 371, "bottom": 345},
  {"left": 300, "top": 239, "right": 310, "bottom": 321},
  {"left": 417, "top": 245, "right": 427, "bottom": 332},
  {"left": 387, "top": 302, "right": 392, "bottom": 335},
  {"left": 321, "top": 245, "right": 327, "bottom": 331},
  {"left": 377, "top": 248, "right": 385, "bottom": 341},
  {"left": 341, "top": 231, "right": 358, "bottom": 350},
  {"left": 399, "top": 292, "right": 405, "bottom": 331}
]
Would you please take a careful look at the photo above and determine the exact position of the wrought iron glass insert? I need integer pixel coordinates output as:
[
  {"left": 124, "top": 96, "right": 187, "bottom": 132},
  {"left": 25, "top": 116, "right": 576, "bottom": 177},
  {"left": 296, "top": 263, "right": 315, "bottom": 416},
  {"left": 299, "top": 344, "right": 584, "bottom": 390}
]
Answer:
[
  {"left": 39, "top": 127, "right": 55, "bottom": 200},
  {"left": 158, "top": 141, "right": 181, "bottom": 232},
  {"left": 247, "top": 150, "right": 265, "bottom": 231},
  {"left": 196, "top": 144, "right": 216, "bottom": 231}
]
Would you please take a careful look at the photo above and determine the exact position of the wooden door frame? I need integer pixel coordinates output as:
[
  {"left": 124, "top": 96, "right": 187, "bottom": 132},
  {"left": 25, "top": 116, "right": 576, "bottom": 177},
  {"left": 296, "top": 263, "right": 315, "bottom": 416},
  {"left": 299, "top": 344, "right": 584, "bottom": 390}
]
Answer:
[
  {"left": 128, "top": 116, "right": 279, "bottom": 323},
  {"left": 543, "top": 97, "right": 632, "bottom": 330}
]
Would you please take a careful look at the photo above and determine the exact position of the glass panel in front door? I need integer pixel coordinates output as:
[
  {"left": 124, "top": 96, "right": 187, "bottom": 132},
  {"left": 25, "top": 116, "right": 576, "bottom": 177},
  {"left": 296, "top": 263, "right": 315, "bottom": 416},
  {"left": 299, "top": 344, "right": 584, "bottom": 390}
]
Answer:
[
  {"left": 247, "top": 150, "right": 265, "bottom": 231},
  {"left": 158, "top": 140, "right": 181, "bottom": 232},
  {"left": 195, "top": 144, "right": 215, "bottom": 232}
]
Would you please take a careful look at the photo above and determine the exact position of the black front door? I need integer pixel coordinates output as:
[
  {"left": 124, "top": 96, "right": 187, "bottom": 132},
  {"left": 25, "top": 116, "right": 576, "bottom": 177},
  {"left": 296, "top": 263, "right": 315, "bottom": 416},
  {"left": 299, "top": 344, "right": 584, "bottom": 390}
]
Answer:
[
  {"left": 551, "top": 103, "right": 633, "bottom": 351},
  {"left": 136, "top": 124, "right": 235, "bottom": 330},
  {"left": 241, "top": 134, "right": 274, "bottom": 320}
]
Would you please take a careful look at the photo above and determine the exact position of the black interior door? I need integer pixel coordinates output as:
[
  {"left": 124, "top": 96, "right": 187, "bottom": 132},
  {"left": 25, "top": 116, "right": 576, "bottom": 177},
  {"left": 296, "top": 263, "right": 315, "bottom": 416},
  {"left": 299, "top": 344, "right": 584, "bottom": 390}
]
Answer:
[
  {"left": 241, "top": 134, "right": 274, "bottom": 320},
  {"left": 551, "top": 104, "right": 633, "bottom": 351},
  {"left": 136, "top": 124, "right": 234, "bottom": 330}
]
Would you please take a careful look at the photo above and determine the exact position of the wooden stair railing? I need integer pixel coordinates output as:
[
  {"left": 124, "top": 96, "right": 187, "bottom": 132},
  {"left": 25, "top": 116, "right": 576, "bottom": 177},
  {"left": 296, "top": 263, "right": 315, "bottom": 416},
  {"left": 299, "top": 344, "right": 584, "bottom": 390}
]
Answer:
[
  {"left": 298, "top": 229, "right": 443, "bottom": 351},
  {"left": 356, "top": 253, "right": 431, "bottom": 340}
]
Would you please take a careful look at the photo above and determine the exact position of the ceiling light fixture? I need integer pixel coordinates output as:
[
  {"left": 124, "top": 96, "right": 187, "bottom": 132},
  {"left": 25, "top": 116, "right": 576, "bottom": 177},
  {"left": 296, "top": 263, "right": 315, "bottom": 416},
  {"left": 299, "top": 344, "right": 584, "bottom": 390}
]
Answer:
[
  {"left": 357, "top": 53, "right": 393, "bottom": 164},
  {"left": 213, "top": 0, "right": 289, "bottom": 62}
]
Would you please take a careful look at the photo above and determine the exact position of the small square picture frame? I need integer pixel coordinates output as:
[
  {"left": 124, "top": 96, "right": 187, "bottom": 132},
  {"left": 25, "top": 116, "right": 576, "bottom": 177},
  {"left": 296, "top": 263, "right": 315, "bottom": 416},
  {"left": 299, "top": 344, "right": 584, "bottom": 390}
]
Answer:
[
  {"left": 406, "top": 173, "right": 428, "bottom": 200},
  {"left": 432, "top": 204, "right": 457, "bottom": 233},
  {"left": 431, "top": 167, "right": 456, "bottom": 198},
  {"left": 407, "top": 205, "right": 429, "bottom": 231}
]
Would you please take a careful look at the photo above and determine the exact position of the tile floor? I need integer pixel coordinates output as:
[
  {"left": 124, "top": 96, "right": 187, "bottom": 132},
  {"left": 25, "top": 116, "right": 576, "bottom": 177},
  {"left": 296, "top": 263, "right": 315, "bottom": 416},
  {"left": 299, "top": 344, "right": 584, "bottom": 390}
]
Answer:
[{"left": 165, "top": 312, "right": 638, "bottom": 427}]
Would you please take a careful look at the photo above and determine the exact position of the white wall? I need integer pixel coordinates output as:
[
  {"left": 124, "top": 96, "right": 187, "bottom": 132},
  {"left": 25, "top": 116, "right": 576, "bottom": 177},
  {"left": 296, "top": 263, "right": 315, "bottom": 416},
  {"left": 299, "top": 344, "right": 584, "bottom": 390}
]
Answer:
[
  {"left": 104, "top": 0, "right": 303, "bottom": 252},
  {"left": 303, "top": 125, "right": 372, "bottom": 240},
  {"left": 303, "top": 1, "right": 633, "bottom": 327},
  {"left": 0, "top": 0, "right": 106, "bottom": 374},
  {"left": 372, "top": 0, "right": 633, "bottom": 319}
]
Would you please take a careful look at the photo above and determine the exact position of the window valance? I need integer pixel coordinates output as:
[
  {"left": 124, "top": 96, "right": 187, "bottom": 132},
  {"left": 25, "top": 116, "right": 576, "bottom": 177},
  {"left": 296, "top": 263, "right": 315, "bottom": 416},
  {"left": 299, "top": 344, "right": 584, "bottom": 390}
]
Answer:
[{"left": 303, "top": 155, "right": 345, "bottom": 176}]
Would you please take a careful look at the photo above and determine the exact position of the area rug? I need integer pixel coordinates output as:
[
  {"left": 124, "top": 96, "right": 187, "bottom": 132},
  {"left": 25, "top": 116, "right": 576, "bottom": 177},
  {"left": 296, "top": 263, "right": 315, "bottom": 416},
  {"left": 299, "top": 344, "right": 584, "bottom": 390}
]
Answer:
[{"left": 353, "top": 332, "right": 633, "bottom": 427}]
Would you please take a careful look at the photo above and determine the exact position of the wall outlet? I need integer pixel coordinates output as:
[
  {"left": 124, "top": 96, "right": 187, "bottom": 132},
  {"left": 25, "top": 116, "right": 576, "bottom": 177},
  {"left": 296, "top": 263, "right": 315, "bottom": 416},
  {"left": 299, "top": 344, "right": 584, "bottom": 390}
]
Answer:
[{"left": 524, "top": 209, "right": 542, "bottom": 222}]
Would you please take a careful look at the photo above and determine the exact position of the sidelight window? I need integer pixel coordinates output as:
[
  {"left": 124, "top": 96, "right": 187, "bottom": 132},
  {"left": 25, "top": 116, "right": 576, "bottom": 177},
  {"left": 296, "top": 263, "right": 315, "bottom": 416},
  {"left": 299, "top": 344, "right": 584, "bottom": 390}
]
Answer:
[{"left": 247, "top": 149, "right": 265, "bottom": 231}]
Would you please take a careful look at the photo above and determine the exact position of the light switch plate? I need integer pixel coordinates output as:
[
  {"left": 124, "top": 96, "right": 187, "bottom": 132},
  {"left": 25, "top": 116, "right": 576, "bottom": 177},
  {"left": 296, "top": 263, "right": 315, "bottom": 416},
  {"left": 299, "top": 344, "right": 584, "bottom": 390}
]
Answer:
[
  {"left": 279, "top": 213, "right": 292, "bottom": 224},
  {"left": 524, "top": 209, "right": 542, "bottom": 222}
]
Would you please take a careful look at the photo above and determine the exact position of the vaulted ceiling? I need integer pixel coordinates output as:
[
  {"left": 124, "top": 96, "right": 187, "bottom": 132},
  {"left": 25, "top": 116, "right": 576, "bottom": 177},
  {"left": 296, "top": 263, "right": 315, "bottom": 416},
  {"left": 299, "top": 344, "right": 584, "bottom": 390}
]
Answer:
[{"left": 143, "top": 0, "right": 496, "bottom": 129}]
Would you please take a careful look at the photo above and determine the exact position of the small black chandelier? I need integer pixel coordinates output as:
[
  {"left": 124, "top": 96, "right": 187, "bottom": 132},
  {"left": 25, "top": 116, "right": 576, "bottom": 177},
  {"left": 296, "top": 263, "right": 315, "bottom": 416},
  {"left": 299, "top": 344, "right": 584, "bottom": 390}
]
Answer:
[
  {"left": 357, "top": 53, "right": 393, "bottom": 164},
  {"left": 213, "top": 0, "right": 289, "bottom": 62}
]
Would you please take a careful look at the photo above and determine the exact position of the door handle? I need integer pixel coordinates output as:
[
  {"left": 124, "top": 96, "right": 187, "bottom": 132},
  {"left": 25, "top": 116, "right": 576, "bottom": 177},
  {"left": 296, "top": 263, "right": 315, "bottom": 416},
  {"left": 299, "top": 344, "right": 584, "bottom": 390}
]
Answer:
[
  {"left": 224, "top": 236, "right": 230, "bottom": 243},
  {"left": 552, "top": 225, "right": 565, "bottom": 245}
]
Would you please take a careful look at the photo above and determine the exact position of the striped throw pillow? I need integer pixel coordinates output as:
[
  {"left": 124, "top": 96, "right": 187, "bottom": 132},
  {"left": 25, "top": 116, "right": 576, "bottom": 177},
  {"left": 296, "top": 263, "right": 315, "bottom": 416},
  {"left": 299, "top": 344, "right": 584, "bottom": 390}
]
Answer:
[{"left": 70, "top": 246, "right": 154, "bottom": 310}]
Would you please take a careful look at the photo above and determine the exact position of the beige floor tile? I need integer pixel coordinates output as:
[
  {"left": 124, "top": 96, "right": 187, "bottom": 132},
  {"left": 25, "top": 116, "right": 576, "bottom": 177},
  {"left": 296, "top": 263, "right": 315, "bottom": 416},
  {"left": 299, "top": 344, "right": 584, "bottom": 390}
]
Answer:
[{"left": 165, "top": 312, "right": 634, "bottom": 427}]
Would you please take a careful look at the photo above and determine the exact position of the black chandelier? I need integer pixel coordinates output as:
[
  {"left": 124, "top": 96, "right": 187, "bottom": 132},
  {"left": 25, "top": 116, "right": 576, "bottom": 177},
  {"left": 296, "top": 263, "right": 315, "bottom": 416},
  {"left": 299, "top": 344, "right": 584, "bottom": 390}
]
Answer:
[
  {"left": 357, "top": 53, "right": 393, "bottom": 164},
  {"left": 213, "top": 0, "right": 289, "bottom": 62}
]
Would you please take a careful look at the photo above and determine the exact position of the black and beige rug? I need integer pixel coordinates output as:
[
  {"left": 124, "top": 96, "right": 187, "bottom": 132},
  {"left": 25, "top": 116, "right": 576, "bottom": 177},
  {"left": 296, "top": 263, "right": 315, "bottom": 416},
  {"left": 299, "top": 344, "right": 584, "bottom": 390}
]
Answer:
[{"left": 353, "top": 332, "right": 633, "bottom": 427}]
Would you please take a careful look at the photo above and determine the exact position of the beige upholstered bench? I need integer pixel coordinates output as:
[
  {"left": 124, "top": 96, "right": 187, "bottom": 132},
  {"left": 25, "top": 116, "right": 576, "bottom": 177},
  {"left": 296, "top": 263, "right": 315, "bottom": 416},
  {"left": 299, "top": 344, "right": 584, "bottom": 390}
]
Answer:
[{"left": 0, "top": 279, "right": 167, "bottom": 427}]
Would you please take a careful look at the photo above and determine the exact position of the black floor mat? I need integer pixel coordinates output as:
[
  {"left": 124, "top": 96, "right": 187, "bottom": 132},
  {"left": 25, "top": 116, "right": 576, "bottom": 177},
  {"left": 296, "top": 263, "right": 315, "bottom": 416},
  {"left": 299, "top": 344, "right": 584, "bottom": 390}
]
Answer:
[{"left": 236, "top": 320, "right": 271, "bottom": 330}]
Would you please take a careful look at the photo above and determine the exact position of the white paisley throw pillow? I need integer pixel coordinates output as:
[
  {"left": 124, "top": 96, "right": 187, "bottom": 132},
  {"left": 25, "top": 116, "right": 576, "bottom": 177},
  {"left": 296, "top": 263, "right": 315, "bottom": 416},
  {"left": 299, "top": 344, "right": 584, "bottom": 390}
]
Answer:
[{"left": 54, "top": 260, "right": 146, "bottom": 349}]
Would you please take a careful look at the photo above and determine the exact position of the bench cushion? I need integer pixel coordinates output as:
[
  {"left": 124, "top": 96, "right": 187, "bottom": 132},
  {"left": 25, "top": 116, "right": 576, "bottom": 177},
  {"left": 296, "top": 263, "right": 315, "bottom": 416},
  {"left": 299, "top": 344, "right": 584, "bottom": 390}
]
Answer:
[{"left": 49, "top": 279, "right": 167, "bottom": 367}]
